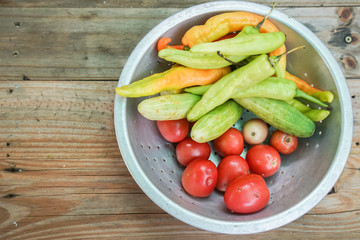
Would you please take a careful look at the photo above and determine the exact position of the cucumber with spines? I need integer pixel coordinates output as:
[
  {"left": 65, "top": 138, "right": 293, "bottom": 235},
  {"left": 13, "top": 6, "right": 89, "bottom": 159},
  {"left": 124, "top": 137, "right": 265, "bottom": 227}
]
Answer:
[
  {"left": 234, "top": 97, "right": 315, "bottom": 138},
  {"left": 191, "top": 100, "right": 243, "bottom": 143},
  {"left": 137, "top": 93, "right": 201, "bottom": 121}
]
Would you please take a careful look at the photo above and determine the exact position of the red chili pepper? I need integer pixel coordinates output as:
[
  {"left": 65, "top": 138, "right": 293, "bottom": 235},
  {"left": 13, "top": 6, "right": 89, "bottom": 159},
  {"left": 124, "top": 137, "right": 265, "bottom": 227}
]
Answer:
[{"left": 157, "top": 37, "right": 185, "bottom": 51}]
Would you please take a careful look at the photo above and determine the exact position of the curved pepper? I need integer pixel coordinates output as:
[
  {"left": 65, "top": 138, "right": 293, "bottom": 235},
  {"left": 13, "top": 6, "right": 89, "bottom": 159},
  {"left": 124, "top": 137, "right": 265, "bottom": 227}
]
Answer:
[
  {"left": 189, "top": 32, "right": 286, "bottom": 56},
  {"left": 158, "top": 48, "right": 247, "bottom": 69},
  {"left": 182, "top": 12, "right": 279, "bottom": 47},
  {"left": 285, "top": 71, "right": 334, "bottom": 103},
  {"left": 182, "top": 11, "right": 287, "bottom": 77},
  {"left": 157, "top": 37, "right": 185, "bottom": 51},
  {"left": 115, "top": 65, "right": 231, "bottom": 97},
  {"left": 286, "top": 99, "right": 330, "bottom": 122}
]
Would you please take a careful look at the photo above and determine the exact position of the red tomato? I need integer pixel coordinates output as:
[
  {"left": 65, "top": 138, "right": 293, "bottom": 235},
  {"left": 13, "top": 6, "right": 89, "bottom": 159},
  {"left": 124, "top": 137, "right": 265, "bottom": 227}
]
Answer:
[
  {"left": 156, "top": 119, "right": 189, "bottom": 143},
  {"left": 176, "top": 137, "right": 211, "bottom": 166},
  {"left": 242, "top": 118, "right": 268, "bottom": 145},
  {"left": 182, "top": 158, "right": 218, "bottom": 197},
  {"left": 270, "top": 130, "right": 298, "bottom": 155},
  {"left": 216, "top": 155, "right": 250, "bottom": 192},
  {"left": 213, "top": 128, "right": 244, "bottom": 156},
  {"left": 246, "top": 145, "right": 281, "bottom": 178},
  {"left": 224, "top": 174, "right": 270, "bottom": 214}
]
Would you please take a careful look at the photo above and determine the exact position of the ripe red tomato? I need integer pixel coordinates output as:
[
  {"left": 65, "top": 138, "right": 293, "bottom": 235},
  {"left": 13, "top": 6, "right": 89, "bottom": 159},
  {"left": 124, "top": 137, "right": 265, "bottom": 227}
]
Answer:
[
  {"left": 176, "top": 137, "right": 211, "bottom": 166},
  {"left": 242, "top": 118, "right": 268, "bottom": 145},
  {"left": 246, "top": 144, "right": 281, "bottom": 178},
  {"left": 270, "top": 130, "right": 298, "bottom": 155},
  {"left": 216, "top": 155, "right": 250, "bottom": 192},
  {"left": 182, "top": 158, "right": 218, "bottom": 197},
  {"left": 213, "top": 128, "right": 244, "bottom": 156},
  {"left": 224, "top": 174, "right": 270, "bottom": 214},
  {"left": 156, "top": 119, "right": 189, "bottom": 143}
]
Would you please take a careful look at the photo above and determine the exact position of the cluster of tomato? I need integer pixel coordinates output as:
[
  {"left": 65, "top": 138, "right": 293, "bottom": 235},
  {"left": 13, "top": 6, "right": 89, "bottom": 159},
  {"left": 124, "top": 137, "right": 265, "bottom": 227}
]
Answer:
[{"left": 156, "top": 117, "right": 298, "bottom": 214}]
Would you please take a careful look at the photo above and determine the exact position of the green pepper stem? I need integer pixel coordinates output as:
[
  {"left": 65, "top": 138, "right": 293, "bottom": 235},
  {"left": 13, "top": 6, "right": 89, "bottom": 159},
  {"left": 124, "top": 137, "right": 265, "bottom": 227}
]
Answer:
[
  {"left": 295, "top": 89, "right": 329, "bottom": 108},
  {"left": 256, "top": 2, "right": 277, "bottom": 30},
  {"left": 216, "top": 51, "right": 248, "bottom": 68},
  {"left": 268, "top": 45, "right": 306, "bottom": 67}
]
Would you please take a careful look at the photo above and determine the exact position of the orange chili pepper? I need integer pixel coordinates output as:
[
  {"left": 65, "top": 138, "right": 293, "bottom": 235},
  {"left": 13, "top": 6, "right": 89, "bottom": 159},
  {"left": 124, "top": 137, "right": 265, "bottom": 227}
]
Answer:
[
  {"left": 115, "top": 65, "right": 231, "bottom": 97},
  {"left": 285, "top": 71, "right": 334, "bottom": 103},
  {"left": 157, "top": 37, "right": 185, "bottom": 51},
  {"left": 182, "top": 12, "right": 279, "bottom": 47}
]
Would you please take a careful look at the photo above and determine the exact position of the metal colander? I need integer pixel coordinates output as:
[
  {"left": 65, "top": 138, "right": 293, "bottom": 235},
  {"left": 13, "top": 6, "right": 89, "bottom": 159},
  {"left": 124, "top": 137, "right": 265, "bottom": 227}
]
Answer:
[{"left": 114, "top": 1, "right": 353, "bottom": 234}]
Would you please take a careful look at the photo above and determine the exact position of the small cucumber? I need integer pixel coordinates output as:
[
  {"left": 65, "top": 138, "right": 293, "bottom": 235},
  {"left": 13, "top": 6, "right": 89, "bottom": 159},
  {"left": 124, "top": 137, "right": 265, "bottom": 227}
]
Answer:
[
  {"left": 191, "top": 100, "right": 243, "bottom": 143},
  {"left": 234, "top": 97, "right": 315, "bottom": 138},
  {"left": 137, "top": 93, "right": 201, "bottom": 120}
]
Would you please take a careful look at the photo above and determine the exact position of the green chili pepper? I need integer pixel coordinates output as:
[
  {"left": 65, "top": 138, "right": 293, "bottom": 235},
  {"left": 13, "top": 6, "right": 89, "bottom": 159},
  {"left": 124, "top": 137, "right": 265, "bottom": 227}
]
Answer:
[
  {"left": 187, "top": 54, "right": 276, "bottom": 122},
  {"left": 184, "top": 77, "right": 328, "bottom": 107},
  {"left": 286, "top": 98, "right": 330, "bottom": 122},
  {"left": 189, "top": 32, "right": 286, "bottom": 56},
  {"left": 158, "top": 49, "right": 247, "bottom": 69},
  {"left": 158, "top": 25, "right": 260, "bottom": 69}
]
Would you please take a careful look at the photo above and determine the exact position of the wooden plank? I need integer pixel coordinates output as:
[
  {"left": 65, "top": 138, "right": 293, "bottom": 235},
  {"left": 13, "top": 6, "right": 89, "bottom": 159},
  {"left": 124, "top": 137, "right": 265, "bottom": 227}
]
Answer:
[
  {"left": 0, "top": 7, "right": 359, "bottom": 81},
  {"left": 0, "top": 0, "right": 359, "bottom": 8},
  {"left": 1, "top": 80, "right": 359, "bottom": 239}
]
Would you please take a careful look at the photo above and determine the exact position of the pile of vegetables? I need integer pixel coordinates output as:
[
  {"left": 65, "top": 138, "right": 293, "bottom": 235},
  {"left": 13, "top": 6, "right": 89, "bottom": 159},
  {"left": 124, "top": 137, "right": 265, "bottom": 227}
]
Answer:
[{"left": 115, "top": 9, "right": 333, "bottom": 214}]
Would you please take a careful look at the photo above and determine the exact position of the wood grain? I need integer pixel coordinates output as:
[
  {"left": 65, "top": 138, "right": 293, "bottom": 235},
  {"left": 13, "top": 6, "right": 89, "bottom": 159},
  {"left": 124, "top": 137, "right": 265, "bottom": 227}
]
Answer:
[
  {"left": 1, "top": 1, "right": 360, "bottom": 239},
  {"left": 1, "top": 81, "right": 359, "bottom": 239},
  {"left": 0, "top": 7, "right": 359, "bottom": 81},
  {"left": 1, "top": 0, "right": 359, "bottom": 8}
]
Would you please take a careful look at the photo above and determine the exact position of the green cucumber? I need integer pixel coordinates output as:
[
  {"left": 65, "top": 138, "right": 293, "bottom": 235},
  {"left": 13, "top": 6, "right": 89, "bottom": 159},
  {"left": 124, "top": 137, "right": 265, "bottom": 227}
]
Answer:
[
  {"left": 137, "top": 93, "right": 201, "bottom": 120},
  {"left": 234, "top": 97, "right": 315, "bottom": 138},
  {"left": 191, "top": 100, "right": 243, "bottom": 143}
]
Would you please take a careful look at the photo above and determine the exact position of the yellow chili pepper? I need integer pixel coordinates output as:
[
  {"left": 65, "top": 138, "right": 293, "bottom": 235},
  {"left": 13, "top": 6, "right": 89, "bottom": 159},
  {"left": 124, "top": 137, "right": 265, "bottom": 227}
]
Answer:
[{"left": 115, "top": 65, "right": 231, "bottom": 97}]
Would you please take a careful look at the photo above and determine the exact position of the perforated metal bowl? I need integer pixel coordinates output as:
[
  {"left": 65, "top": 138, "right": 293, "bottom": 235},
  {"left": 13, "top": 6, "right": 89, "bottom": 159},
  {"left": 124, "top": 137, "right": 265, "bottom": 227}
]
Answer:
[{"left": 114, "top": 1, "right": 353, "bottom": 234}]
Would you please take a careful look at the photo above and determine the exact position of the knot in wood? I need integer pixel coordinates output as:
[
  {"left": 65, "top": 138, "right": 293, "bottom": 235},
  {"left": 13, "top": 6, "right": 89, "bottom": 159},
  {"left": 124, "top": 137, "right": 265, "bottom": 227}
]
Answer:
[{"left": 337, "top": 7, "right": 354, "bottom": 25}]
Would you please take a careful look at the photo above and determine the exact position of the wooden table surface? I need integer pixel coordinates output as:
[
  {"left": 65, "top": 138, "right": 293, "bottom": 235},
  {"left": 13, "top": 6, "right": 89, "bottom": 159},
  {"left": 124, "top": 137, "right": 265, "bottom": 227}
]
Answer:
[{"left": 0, "top": 1, "right": 359, "bottom": 239}]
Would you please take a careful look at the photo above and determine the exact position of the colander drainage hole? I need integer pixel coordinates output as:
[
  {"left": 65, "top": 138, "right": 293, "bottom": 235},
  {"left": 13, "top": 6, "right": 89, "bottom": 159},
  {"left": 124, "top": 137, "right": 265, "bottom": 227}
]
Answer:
[
  {"left": 140, "top": 144, "right": 144, "bottom": 148},
  {"left": 157, "top": 145, "right": 160, "bottom": 149},
  {"left": 148, "top": 145, "right": 151, "bottom": 149},
  {"left": 162, "top": 159, "right": 166, "bottom": 162},
  {"left": 145, "top": 157, "right": 149, "bottom": 161},
  {"left": 153, "top": 158, "right": 157, "bottom": 162},
  {"left": 319, "top": 131, "right": 322, "bottom": 135},
  {"left": 160, "top": 169, "right": 164, "bottom": 173}
]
